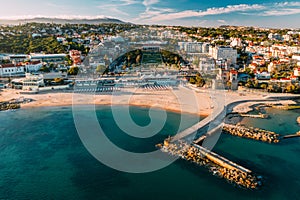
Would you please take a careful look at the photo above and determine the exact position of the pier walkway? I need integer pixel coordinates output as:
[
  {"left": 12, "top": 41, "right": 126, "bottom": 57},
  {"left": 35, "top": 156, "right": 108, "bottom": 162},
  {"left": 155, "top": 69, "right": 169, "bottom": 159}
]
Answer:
[
  {"left": 159, "top": 139, "right": 259, "bottom": 188},
  {"left": 283, "top": 131, "right": 300, "bottom": 139},
  {"left": 172, "top": 90, "right": 300, "bottom": 142},
  {"left": 192, "top": 143, "right": 252, "bottom": 174}
]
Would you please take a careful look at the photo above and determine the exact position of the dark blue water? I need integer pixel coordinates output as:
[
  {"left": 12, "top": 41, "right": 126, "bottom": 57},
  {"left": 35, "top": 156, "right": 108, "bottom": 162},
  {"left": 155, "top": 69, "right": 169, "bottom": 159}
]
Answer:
[{"left": 0, "top": 106, "right": 299, "bottom": 199}]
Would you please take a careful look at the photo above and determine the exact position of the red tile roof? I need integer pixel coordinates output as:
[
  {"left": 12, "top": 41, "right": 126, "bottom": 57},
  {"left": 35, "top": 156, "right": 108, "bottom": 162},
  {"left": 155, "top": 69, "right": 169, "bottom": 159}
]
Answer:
[{"left": 23, "top": 61, "right": 42, "bottom": 65}]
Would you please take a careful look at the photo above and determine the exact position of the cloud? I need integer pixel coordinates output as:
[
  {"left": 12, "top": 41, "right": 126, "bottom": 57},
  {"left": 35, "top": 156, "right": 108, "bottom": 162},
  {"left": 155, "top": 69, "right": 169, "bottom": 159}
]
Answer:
[
  {"left": 108, "top": 7, "right": 130, "bottom": 16},
  {"left": 136, "top": 1, "right": 300, "bottom": 23},
  {"left": 96, "top": 0, "right": 137, "bottom": 17},
  {"left": 244, "top": 2, "right": 300, "bottom": 16},
  {"left": 142, "top": 0, "right": 159, "bottom": 7},
  {"left": 97, "top": 0, "right": 139, "bottom": 10},
  {"left": 145, "top": 4, "right": 265, "bottom": 22},
  {"left": 120, "top": 0, "right": 140, "bottom": 6},
  {"left": 261, "top": 1, "right": 300, "bottom": 16},
  {"left": 259, "top": 8, "right": 300, "bottom": 16},
  {"left": 138, "top": 7, "right": 175, "bottom": 19},
  {"left": 275, "top": 1, "right": 300, "bottom": 7},
  {"left": 217, "top": 19, "right": 226, "bottom": 23}
]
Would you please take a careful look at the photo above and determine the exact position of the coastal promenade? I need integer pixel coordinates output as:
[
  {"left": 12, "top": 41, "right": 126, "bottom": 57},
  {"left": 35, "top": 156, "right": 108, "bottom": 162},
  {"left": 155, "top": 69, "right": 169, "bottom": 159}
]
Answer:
[
  {"left": 172, "top": 89, "right": 300, "bottom": 142},
  {"left": 163, "top": 90, "right": 299, "bottom": 188}
]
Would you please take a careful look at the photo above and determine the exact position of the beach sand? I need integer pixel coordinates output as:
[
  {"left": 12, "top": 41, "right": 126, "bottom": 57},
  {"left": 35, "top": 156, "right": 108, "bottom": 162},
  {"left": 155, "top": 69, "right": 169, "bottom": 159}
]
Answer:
[{"left": 0, "top": 87, "right": 213, "bottom": 116}]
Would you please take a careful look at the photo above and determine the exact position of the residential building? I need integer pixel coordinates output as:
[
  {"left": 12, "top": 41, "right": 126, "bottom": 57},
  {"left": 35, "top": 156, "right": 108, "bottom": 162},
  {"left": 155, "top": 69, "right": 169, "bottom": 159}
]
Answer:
[
  {"left": 294, "top": 68, "right": 300, "bottom": 77},
  {"left": 202, "top": 43, "right": 210, "bottom": 53},
  {"left": 216, "top": 68, "right": 230, "bottom": 82},
  {"left": 69, "top": 50, "right": 82, "bottom": 65},
  {"left": 268, "top": 33, "right": 282, "bottom": 41},
  {"left": 0, "top": 63, "right": 24, "bottom": 77},
  {"left": 199, "top": 57, "right": 216, "bottom": 72},
  {"left": 178, "top": 42, "right": 203, "bottom": 53},
  {"left": 209, "top": 46, "right": 237, "bottom": 66},
  {"left": 256, "top": 72, "right": 271, "bottom": 80},
  {"left": 23, "top": 61, "right": 43, "bottom": 72},
  {"left": 292, "top": 54, "right": 300, "bottom": 61},
  {"left": 230, "top": 38, "right": 242, "bottom": 47},
  {"left": 229, "top": 70, "right": 238, "bottom": 90},
  {"left": 268, "top": 61, "right": 281, "bottom": 73}
]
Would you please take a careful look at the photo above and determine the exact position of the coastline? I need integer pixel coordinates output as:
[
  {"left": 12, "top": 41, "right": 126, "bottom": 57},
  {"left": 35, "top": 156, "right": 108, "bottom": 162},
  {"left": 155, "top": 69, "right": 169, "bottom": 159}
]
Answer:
[
  {"left": 2, "top": 87, "right": 299, "bottom": 118},
  {"left": 0, "top": 88, "right": 213, "bottom": 116}
]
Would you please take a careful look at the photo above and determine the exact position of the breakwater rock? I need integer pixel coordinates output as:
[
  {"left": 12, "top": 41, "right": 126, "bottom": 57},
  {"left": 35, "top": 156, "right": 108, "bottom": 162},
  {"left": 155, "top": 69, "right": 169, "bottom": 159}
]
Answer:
[
  {"left": 0, "top": 102, "right": 20, "bottom": 111},
  {"left": 223, "top": 124, "right": 280, "bottom": 143},
  {"left": 157, "top": 139, "right": 261, "bottom": 189}
]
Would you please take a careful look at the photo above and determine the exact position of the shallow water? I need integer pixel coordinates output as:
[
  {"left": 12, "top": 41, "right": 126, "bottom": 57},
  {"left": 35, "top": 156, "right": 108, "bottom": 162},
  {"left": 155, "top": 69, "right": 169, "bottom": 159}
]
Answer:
[{"left": 0, "top": 106, "right": 299, "bottom": 199}]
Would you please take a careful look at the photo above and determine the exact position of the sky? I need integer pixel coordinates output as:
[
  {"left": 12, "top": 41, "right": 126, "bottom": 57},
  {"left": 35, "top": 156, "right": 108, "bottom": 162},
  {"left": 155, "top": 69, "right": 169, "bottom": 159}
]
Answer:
[{"left": 1, "top": 0, "right": 300, "bottom": 28}]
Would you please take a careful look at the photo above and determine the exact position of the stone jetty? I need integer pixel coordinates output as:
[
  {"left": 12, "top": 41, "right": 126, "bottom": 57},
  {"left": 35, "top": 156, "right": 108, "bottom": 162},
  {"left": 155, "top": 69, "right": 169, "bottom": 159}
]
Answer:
[
  {"left": 223, "top": 124, "right": 280, "bottom": 143},
  {"left": 0, "top": 101, "right": 20, "bottom": 111},
  {"left": 0, "top": 97, "right": 32, "bottom": 111},
  {"left": 157, "top": 138, "right": 261, "bottom": 189},
  {"left": 272, "top": 105, "right": 300, "bottom": 110},
  {"left": 240, "top": 113, "right": 268, "bottom": 119},
  {"left": 282, "top": 131, "right": 300, "bottom": 139}
]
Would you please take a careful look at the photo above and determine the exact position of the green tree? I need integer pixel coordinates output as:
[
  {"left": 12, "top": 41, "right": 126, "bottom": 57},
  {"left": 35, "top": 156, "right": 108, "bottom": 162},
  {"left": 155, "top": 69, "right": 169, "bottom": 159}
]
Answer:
[
  {"left": 68, "top": 66, "right": 79, "bottom": 75},
  {"left": 260, "top": 83, "right": 268, "bottom": 90},
  {"left": 189, "top": 77, "right": 196, "bottom": 84},
  {"left": 96, "top": 65, "right": 106, "bottom": 73},
  {"left": 195, "top": 73, "right": 205, "bottom": 87},
  {"left": 39, "top": 65, "right": 50, "bottom": 73}
]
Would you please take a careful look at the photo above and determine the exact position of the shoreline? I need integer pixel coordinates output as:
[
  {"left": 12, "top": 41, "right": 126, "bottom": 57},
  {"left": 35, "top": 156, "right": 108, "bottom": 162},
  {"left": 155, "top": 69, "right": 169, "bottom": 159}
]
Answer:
[
  {"left": 21, "top": 102, "right": 206, "bottom": 117},
  {"left": 2, "top": 88, "right": 299, "bottom": 118},
  {"left": 0, "top": 88, "right": 213, "bottom": 117}
]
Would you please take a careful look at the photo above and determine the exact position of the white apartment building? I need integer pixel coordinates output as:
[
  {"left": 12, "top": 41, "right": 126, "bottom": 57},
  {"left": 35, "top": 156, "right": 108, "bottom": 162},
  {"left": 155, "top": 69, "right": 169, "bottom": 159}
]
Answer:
[
  {"left": 209, "top": 46, "right": 237, "bottom": 65},
  {"left": 202, "top": 43, "right": 210, "bottom": 53},
  {"left": 0, "top": 61, "right": 43, "bottom": 77},
  {"left": 292, "top": 54, "right": 300, "bottom": 61},
  {"left": 199, "top": 57, "right": 216, "bottom": 72},
  {"left": 0, "top": 63, "right": 24, "bottom": 77},
  {"left": 230, "top": 38, "right": 242, "bottom": 47},
  {"left": 294, "top": 68, "right": 300, "bottom": 76},
  {"left": 24, "top": 61, "right": 43, "bottom": 72},
  {"left": 178, "top": 42, "right": 203, "bottom": 53},
  {"left": 268, "top": 33, "right": 282, "bottom": 41}
]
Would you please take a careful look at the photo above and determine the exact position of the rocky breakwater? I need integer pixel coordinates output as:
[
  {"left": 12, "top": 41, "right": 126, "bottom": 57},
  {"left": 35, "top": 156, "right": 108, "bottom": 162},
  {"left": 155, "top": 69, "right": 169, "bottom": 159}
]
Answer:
[
  {"left": 223, "top": 124, "right": 280, "bottom": 143},
  {"left": 0, "top": 101, "right": 20, "bottom": 111},
  {"left": 157, "top": 138, "right": 261, "bottom": 189},
  {"left": 0, "top": 97, "right": 33, "bottom": 111}
]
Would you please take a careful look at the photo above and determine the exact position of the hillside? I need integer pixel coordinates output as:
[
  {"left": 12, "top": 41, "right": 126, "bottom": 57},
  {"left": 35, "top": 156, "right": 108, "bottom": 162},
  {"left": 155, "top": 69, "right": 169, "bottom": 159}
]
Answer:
[{"left": 0, "top": 17, "right": 127, "bottom": 25}]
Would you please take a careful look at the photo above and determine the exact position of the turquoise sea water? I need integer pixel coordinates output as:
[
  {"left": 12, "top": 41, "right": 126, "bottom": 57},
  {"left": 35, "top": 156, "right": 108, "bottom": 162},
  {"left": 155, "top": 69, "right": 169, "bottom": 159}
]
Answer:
[{"left": 0, "top": 106, "right": 299, "bottom": 200}]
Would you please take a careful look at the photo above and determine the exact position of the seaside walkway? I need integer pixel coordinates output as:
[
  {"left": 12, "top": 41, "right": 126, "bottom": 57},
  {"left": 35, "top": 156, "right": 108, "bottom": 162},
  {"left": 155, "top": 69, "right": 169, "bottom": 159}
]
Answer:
[
  {"left": 172, "top": 89, "right": 300, "bottom": 142},
  {"left": 192, "top": 143, "right": 252, "bottom": 174}
]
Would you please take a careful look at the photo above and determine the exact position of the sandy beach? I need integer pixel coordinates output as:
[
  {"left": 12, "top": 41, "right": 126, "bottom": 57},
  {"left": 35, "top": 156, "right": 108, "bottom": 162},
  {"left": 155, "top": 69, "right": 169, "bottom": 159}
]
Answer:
[
  {"left": 0, "top": 87, "right": 213, "bottom": 116},
  {"left": 2, "top": 86, "right": 298, "bottom": 117}
]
